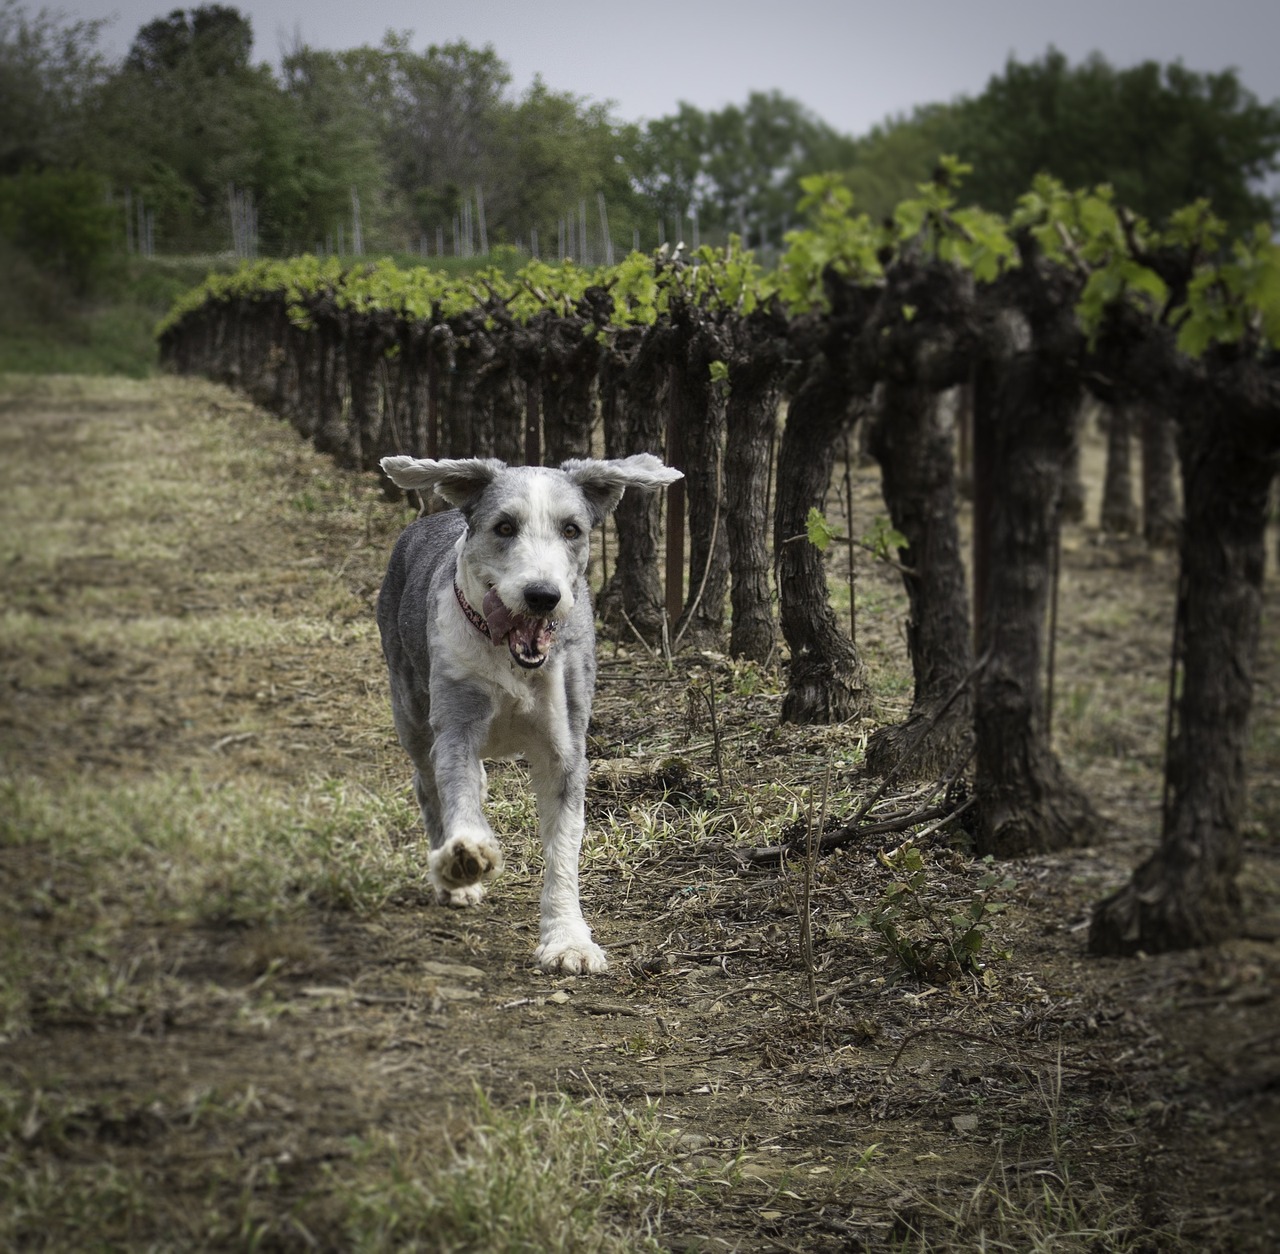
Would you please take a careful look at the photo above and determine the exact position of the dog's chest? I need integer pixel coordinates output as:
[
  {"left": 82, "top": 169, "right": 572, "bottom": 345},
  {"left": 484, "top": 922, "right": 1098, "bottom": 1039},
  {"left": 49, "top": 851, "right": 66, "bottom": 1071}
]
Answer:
[{"left": 481, "top": 695, "right": 545, "bottom": 760}]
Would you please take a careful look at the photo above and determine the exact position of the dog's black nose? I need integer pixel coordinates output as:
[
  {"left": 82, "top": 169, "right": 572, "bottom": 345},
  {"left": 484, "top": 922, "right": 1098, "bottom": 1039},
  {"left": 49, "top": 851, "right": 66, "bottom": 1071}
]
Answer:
[{"left": 522, "top": 583, "right": 561, "bottom": 616}]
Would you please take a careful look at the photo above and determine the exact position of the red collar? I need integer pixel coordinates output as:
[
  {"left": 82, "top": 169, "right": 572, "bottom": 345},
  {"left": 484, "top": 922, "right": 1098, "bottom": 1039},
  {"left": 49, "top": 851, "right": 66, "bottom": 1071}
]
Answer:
[{"left": 454, "top": 581, "right": 491, "bottom": 639}]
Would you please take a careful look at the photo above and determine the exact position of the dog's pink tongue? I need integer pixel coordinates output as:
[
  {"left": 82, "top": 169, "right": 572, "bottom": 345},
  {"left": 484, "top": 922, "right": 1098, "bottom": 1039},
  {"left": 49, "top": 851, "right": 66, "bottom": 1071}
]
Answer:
[{"left": 482, "top": 588, "right": 516, "bottom": 642}]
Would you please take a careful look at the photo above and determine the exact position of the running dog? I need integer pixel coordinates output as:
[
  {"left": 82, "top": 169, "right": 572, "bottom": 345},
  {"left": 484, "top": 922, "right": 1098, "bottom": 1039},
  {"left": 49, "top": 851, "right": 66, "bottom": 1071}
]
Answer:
[{"left": 377, "top": 454, "right": 682, "bottom": 974}]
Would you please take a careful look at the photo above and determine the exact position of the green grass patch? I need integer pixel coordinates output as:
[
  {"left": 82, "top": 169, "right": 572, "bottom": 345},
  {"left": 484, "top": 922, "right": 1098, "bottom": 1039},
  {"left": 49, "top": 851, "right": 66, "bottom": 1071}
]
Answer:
[
  {"left": 0, "top": 773, "right": 431, "bottom": 1038},
  {"left": 0, "top": 244, "right": 238, "bottom": 377},
  {"left": 330, "top": 1089, "right": 741, "bottom": 1253},
  {"left": 1, "top": 773, "right": 428, "bottom": 924}
]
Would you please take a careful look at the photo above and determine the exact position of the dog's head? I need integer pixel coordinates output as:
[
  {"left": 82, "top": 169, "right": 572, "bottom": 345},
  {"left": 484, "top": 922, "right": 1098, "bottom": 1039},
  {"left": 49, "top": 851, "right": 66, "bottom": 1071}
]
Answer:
[{"left": 381, "top": 454, "right": 682, "bottom": 669}]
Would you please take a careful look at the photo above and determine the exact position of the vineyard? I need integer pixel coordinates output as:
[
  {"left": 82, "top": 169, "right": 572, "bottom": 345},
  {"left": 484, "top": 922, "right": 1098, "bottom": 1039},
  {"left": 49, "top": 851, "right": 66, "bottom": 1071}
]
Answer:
[
  {"left": 159, "top": 167, "right": 1280, "bottom": 957},
  {"left": 2, "top": 372, "right": 1276, "bottom": 1250}
]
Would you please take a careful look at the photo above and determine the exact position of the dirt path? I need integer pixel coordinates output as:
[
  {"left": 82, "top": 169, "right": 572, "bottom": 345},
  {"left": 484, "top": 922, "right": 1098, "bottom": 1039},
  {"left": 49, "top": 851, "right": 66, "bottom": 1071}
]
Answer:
[{"left": 1, "top": 375, "right": 1277, "bottom": 1251}]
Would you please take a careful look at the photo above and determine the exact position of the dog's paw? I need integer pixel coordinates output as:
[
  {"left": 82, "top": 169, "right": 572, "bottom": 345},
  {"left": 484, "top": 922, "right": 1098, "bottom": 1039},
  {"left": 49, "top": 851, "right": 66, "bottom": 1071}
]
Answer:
[
  {"left": 534, "top": 926, "right": 609, "bottom": 975},
  {"left": 428, "top": 831, "right": 503, "bottom": 903}
]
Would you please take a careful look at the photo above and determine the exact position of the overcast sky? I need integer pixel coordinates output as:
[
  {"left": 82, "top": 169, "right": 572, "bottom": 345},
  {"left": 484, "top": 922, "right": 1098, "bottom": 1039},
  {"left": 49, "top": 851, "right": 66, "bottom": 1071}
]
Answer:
[{"left": 67, "top": 0, "right": 1280, "bottom": 138}]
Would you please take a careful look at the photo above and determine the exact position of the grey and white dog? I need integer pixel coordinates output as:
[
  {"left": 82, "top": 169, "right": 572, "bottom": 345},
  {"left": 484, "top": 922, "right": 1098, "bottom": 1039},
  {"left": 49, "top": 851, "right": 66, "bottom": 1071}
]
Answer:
[{"left": 377, "top": 453, "right": 682, "bottom": 974}]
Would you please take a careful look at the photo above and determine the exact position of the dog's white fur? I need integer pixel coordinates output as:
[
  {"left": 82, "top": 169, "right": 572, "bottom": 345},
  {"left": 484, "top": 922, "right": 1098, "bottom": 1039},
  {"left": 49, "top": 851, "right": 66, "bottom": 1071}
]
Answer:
[{"left": 376, "top": 454, "right": 681, "bottom": 974}]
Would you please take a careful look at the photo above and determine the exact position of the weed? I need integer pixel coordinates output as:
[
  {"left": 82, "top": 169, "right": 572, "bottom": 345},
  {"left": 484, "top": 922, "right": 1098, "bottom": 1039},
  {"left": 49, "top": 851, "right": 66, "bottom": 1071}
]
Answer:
[
  {"left": 855, "top": 845, "right": 1015, "bottom": 982},
  {"left": 727, "top": 657, "right": 779, "bottom": 698}
]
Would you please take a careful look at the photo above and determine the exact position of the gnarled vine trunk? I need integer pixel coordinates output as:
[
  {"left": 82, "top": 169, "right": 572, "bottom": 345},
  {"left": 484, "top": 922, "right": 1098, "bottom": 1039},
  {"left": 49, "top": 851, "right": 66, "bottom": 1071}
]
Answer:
[
  {"left": 972, "top": 308, "right": 1100, "bottom": 857},
  {"left": 1139, "top": 401, "right": 1180, "bottom": 547},
  {"left": 1091, "top": 363, "right": 1280, "bottom": 953},
  {"left": 1100, "top": 404, "right": 1140, "bottom": 534},
  {"left": 541, "top": 318, "right": 602, "bottom": 465},
  {"left": 597, "top": 330, "right": 669, "bottom": 640},
  {"left": 776, "top": 354, "right": 868, "bottom": 724},
  {"left": 865, "top": 383, "right": 973, "bottom": 778},
  {"left": 670, "top": 317, "right": 730, "bottom": 646},
  {"left": 725, "top": 313, "right": 787, "bottom": 664},
  {"left": 311, "top": 317, "right": 350, "bottom": 466},
  {"left": 1059, "top": 401, "right": 1087, "bottom": 523}
]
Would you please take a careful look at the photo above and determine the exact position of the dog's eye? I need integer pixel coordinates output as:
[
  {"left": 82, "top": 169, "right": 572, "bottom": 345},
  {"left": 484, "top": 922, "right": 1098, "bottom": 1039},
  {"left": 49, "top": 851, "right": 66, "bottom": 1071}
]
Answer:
[
  {"left": 562, "top": 522, "right": 582, "bottom": 540},
  {"left": 494, "top": 521, "right": 516, "bottom": 538}
]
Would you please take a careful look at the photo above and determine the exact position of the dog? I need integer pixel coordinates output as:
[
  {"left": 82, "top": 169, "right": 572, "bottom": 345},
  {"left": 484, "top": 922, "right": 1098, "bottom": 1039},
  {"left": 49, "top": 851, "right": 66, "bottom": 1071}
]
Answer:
[{"left": 376, "top": 453, "right": 682, "bottom": 974}]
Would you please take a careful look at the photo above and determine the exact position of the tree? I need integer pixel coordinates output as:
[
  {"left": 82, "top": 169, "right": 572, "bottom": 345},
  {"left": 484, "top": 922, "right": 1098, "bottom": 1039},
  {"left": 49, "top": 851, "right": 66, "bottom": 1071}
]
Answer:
[
  {"left": 93, "top": 5, "right": 280, "bottom": 250},
  {"left": 0, "top": 166, "right": 117, "bottom": 290},
  {"left": 632, "top": 103, "right": 711, "bottom": 242},
  {"left": 701, "top": 91, "right": 856, "bottom": 247},
  {"left": 276, "top": 44, "right": 389, "bottom": 252},
  {"left": 636, "top": 92, "right": 857, "bottom": 250},
  {"left": 0, "top": 0, "right": 108, "bottom": 174},
  {"left": 494, "top": 79, "right": 646, "bottom": 256},
  {"left": 952, "top": 49, "right": 1280, "bottom": 233},
  {"left": 124, "top": 3, "right": 252, "bottom": 79},
  {"left": 374, "top": 33, "right": 510, "bottom": 233},
  {"left": 840, "top": 104, "right": 966, "bottom": 223}
]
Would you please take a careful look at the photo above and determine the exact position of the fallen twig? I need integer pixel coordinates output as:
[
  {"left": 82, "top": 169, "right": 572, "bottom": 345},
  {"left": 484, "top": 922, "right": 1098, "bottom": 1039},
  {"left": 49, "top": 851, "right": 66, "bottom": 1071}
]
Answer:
[
  {"left": 884, "top": 1026, "right": 1119, "bottom": 1078},
  {"left": 734, "top": 803, "right": 953, "bottom": 867}
]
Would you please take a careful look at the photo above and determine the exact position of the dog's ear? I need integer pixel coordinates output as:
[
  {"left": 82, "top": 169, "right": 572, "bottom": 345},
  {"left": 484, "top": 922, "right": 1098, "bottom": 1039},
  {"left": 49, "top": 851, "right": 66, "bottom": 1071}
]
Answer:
[
  {"left": 560, "top": 454, "right": 683, "bottom": 524},
  {"left": 380, "top": 456, "right": 506, "bottom": 509}
]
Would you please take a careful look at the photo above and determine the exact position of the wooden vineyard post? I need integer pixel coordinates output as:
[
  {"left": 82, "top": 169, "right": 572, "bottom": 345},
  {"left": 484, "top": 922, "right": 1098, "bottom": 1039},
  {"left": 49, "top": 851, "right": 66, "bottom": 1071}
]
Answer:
[
  {"left": 426, "top": 351, "right": 440, "bottom": 462},
  {"left": 971, "top": 376, "right": 991, "bottom": 655},
  {"left": 665, "top": 362, "right": 686, "bottom": 630}
]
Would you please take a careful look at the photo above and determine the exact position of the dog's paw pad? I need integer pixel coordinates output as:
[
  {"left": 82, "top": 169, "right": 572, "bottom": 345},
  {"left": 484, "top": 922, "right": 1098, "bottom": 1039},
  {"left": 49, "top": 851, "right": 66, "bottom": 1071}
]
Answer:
[
  {"left": 534, "top": 939, "right": 609, "bottom": 975},
  {"left": 454, "top": 848, "right": 485, "bottom": 880},
  {"left": 429, "top": 834, "right": 504, "bottom": 895},
  {"left": 436, "top": 882, "right": 486, "bottom": 908}
]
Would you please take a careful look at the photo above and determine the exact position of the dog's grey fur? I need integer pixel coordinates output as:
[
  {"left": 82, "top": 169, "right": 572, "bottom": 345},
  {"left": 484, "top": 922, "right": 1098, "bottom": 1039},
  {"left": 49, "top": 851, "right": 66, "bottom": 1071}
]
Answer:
[{"left": 377, "top": 453, "right": 681, "bottom": 974}]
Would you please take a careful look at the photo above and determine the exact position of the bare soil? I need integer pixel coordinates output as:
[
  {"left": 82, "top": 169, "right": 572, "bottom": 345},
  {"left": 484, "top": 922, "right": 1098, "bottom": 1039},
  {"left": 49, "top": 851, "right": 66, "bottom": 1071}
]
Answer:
[{"left": 1, "top": 376, "right": 1277, "bottom": 1251}]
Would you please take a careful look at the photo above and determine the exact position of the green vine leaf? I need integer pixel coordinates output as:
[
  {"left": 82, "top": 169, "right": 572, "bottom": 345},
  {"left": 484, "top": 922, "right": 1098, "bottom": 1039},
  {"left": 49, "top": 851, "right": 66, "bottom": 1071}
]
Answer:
[{"left": 805, "top": 507, "right": 841, "bottom": 552}]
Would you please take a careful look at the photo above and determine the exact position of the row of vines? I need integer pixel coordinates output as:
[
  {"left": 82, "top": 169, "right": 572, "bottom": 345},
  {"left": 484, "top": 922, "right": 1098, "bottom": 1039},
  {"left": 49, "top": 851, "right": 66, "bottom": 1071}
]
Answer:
[{"left": 158, "top": 161, "right": 1280, "bottom": 958}]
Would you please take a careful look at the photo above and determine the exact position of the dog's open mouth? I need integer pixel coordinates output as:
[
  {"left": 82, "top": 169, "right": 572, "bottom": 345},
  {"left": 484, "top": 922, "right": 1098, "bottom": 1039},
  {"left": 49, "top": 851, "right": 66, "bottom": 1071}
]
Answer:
[{"left": 482, "top": 589, "right": 557, "bottom": 669}]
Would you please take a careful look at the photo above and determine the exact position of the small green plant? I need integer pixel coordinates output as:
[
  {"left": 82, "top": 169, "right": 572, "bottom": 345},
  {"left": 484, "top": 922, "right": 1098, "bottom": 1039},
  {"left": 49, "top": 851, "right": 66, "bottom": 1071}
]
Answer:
[
  {"left": 860, "top": 515, "right": 908, "bottom": 563},
  {"left": 727, "top": 657, "right": 777, "bottom": 698},
  {"left": 856, "top": 845, "right": 1015, "bottom": 982},
  {"left": 804, "top": 506, "right": 907, "bottom": 564}
]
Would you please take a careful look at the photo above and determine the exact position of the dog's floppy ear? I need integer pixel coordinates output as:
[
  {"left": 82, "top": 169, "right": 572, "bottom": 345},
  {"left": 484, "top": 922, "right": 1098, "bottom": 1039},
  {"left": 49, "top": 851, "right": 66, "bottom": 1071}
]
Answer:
[
  {"left": 560, "top": 454, "right": 683, "bottom": 524},
  {"left": 381, "top": 456, "right": 506, "bottom": 509}
]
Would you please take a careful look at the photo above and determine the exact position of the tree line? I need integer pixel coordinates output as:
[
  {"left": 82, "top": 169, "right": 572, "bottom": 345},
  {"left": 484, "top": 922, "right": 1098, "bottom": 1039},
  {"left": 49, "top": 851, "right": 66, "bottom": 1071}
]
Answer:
[
  {"left": 3, "top": 0, "right": 1278, "bottom": 288},
  {"left": 156, "top": 166, "right": 1280, "bottom": 963}
]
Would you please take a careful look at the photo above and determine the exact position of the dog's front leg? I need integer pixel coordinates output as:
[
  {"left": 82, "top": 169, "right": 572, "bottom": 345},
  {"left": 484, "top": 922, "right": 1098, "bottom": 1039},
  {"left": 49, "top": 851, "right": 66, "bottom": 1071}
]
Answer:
[
  {"left": 528, "top": 751, "right": 607, "bottom": 975},
  {"left": 426, "top": 695, "right": 504, "bottom": 907}
]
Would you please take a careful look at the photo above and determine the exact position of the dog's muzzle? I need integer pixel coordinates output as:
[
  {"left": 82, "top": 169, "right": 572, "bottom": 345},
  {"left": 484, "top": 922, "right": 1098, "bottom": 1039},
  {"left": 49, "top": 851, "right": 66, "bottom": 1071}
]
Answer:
[{"left": 455, "top": 582, "right": 558, "bottom": 669}]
